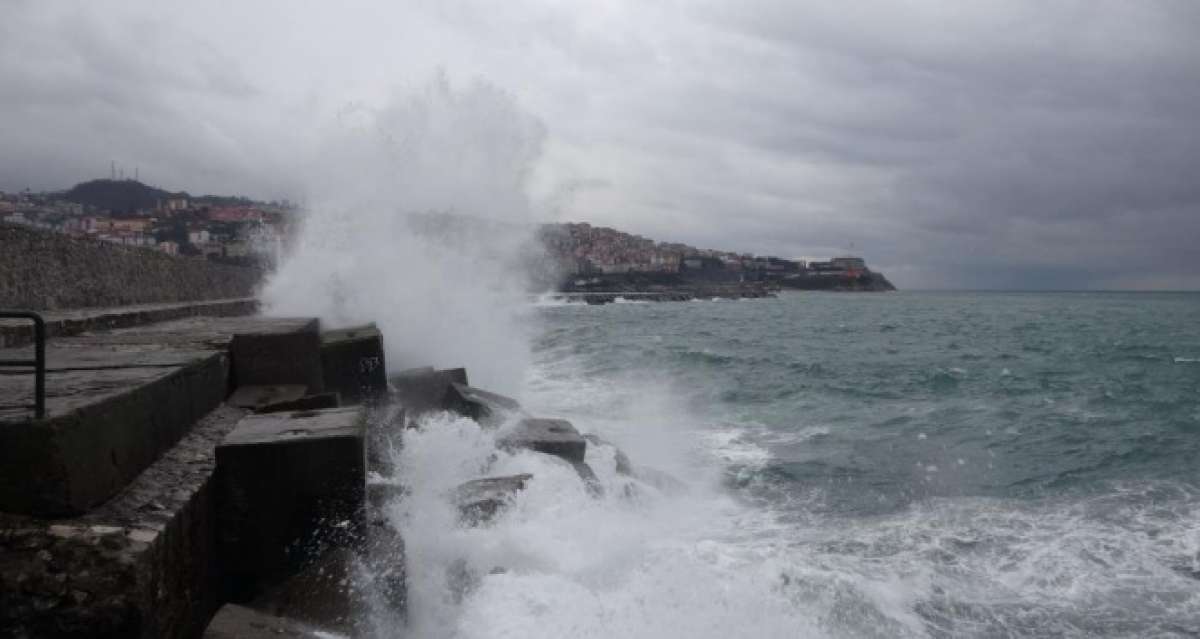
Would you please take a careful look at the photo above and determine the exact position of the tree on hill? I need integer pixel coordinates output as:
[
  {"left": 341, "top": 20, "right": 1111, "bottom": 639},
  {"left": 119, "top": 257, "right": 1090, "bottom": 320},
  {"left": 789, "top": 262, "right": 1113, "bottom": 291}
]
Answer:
[{"left": 63, "top": 179, "right": 186, "bottom": 214}]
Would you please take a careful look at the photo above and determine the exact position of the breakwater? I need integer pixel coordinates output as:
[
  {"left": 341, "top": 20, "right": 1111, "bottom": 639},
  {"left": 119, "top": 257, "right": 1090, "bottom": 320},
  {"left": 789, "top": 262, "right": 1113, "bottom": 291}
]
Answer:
[
  {"left": 0, "top": 308, "right": 398, "bottom": 637},
  {"left": 551, "top": 286, "right": 774, "bottom": 305},
  {"left": 0, "top": 297, "right": 676, "bottom": 637}
]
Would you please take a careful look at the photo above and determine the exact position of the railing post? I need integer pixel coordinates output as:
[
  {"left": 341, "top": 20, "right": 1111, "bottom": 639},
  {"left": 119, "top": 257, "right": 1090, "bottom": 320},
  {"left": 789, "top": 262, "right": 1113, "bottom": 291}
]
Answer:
[
  {"left": 33, "top": 313, "right": 45, "bottom": 419},
  {"left": 0, "top": 310, "right": 46, "bottom": 419}
]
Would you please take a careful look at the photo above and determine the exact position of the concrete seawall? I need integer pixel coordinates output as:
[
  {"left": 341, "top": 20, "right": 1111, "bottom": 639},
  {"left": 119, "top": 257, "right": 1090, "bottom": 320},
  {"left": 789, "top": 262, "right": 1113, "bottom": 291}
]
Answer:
[
  {"left": 0, "top": 301, "right": 681, "bottom": 636},
  {"left": 0, "top": 224, "right": 262, "bottom": 310}
]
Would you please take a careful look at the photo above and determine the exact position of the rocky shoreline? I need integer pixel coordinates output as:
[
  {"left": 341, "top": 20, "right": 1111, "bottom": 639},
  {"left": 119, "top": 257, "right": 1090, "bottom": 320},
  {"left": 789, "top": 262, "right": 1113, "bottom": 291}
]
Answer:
[{"left": 552, "top": 282, "right": 775, "bottom": 305}]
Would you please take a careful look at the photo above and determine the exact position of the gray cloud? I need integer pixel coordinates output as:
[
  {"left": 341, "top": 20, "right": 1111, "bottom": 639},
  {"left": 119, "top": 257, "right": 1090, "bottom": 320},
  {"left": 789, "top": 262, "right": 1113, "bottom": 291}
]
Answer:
[{"left": 2, "top": 0, "right": 1198, "bottom": 289}]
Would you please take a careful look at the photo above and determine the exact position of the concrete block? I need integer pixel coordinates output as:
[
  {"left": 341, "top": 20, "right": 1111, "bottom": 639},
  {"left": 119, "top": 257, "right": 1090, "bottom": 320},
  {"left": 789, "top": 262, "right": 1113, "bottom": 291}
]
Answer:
[
  {"left": 228, "top": 384, "right": 308, "bottom": 410},
  {"left": 246, "top": 491, "right": 408, "bottom": 634},
  {"left": 498, "top": 418, "right": 586, "bottom": 464},
  {"left": 229, "top": 320, "right": 324, "bottom": 393},
  {"left": 320, "top": 323, "right": 387, "bottom": 405},
  {"left": 366, "top": 405, "right": 404, "bottom": 475},
  {"left": 366, "top": 482, "right": 405, "bottom": 511},
  {"left": 254, "top": 392, "right": 340, "bottom": 414},
  {"left": 249, "top": 547, "right": 360, "bottom": 634},
  {"left": 216, "top": 407, "right": 366, "bottom": 600},
  {"left": 452, "top": 474, "right": 532, "bottom": 525},
  {"left": 204, "top": 604, "right": 328, "bottom": 639},
  {"left": 360, "top": 516, "right": 407, "bottom": 622},
  {"left": 570, "top": 460, "right": 605, "bottom": 498},
  {"left": 0, "top": 405, "right": 246, "bottom": 639},
  {"left": 0, "top": 350, "right": 228, "bottom": 516},
  {"left": 389, "top": 366, "right": 468, "bottom": 415},
  {"left": 583, "top": 433, "right": 634, "bottom": 475},
  {"left": 445, "top": 382, "right": 521, "bottom": 425}
]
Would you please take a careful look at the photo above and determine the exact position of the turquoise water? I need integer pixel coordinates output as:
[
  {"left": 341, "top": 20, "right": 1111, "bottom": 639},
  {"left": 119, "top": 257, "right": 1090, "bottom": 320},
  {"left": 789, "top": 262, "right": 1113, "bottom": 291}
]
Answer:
[{"left": 521, "top": 291, "right": 1200, "bottom": 637}]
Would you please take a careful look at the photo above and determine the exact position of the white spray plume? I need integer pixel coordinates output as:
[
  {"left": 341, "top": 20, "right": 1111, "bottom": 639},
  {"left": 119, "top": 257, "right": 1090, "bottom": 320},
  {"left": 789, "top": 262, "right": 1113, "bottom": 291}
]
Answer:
[{"left": 261, "top": 75, "right": 548, "bottom": 394}]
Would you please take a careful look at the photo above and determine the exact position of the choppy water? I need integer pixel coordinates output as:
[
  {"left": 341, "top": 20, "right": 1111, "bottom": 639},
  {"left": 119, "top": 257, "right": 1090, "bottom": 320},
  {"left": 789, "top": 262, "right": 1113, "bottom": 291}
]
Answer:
[{"left": 388, "top": 291, "right": 1200, "bottom": 638}]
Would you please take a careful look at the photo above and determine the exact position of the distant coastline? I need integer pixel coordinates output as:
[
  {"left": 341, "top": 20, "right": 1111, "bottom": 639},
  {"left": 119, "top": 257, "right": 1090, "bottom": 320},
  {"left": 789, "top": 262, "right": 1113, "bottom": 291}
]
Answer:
[{"left": 2, "top": 179, "right": 897, "bottom": 296}]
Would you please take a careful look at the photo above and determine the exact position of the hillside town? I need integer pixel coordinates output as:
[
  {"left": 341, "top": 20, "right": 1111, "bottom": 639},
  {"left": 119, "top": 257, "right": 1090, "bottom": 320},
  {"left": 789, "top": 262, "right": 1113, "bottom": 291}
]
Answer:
[
  {"left": 539, "top": 222, "right": 883, "bottom": 285},
  {"left": 0, "top": 179, "right": 293, "bottom": 265},
  {"left": 2, "top": 178, "right": 889, "bottom": 289}
]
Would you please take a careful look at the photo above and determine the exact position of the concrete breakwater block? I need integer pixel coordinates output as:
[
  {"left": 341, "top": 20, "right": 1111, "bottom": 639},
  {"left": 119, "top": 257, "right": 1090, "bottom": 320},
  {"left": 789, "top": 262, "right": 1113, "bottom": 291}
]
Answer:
[
  {"left": 360, "top": 514, "right": 407, "bottom": 621},
  {"left": 365, "top": 405, "right": 405, "bottom": 475},
  {"left": 228, "top": 384, "right": 308, "bottom": 410},
  {"left": 244, "top": 497, "right": 408, "bottom": 633},
  {"left": 570, "top": 459, "right": 605, "bottom": 498},
  {"left": 583, "top": 433, "right": 634, "bottom": 475},
  {"left": 445, "top": 382, "right": 521, "bottom": 425},
  {"left": 0, "top": 345, "right": 228, "bottom": 517},
  {"left": 453, "top": 474, "right": 533, "bottom": 525},
  {"left": 320, "top": 323, "right": 387, "bottom": 405},
  {"left": 389, "top": 366, "right": 467, "bottom": 416},
  {"left": 254, "top": 392, "right": 340, "bottom": 414},
  {"left": 0, "top": 297, "right": 258, "bottom": 349},
  {"left": 248, "top": 546, "right": 360, "bottom": 634},
  {"left": 0, "top": 404, "right": 246, "bottom": 639},
  {"left": 230, "top": 319, "right": 324, "bottom": 393},
  {"left": 203, "top": 604, "right": 329, "bottom": 639},
  {"left": 498, "top": 418, "right": 587, "bottom": 464},
  {"left": 216, "top": 407, "right": 366, "bottom": 600}
]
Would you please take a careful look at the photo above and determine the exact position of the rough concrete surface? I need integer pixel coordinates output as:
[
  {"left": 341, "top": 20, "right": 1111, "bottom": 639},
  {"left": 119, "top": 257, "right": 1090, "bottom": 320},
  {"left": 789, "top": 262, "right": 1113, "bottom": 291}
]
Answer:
[
  {"left": 0, "top": 224, "right": 261, "bottom": 311},
  {"left": 444, "top": 383, "right": 521, "bottom": 425},
  {"left": 453, "top": 474, "right": 533, "bottom": 525},
  {"left": 0, "top": 342, "right": 229, "bottom": 516},
  {"left": 228, "top": 385, "right": 309, "bottom": 410},
  {"left": 498, "top": 418, "right": 587, "bottom": 464},
  {"left": 0, "top": 310, "right": 410, "bottom": 638},
  {"left": 0, "top": 315, "right": 320, "bottom": 517},
  {"left": 0, "top": 298, "right": 258, "bottom": 349},
  {"left": 203, "top": 604, "right": 333, "bottom": 639},
  {"left": 389, "top": 366, "right": 467, "bottom": 417},
  {"left": 216, "top": 407, "right": 367, "bottom": 600},
  {"left": 0, "top": 404, "right": 246, "bottom": 639},
  {"left": 320, "top": 324, "right": 386, "bottom": 405},
  {"left": 230, "top": 322, "right": 324, "bottom": 393}
]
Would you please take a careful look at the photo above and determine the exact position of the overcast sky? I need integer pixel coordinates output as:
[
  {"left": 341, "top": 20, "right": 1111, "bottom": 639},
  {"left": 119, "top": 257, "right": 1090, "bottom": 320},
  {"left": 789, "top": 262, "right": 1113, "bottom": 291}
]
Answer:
[{"left": 3, "top": 0, "right": 1199, "bottom": 289}]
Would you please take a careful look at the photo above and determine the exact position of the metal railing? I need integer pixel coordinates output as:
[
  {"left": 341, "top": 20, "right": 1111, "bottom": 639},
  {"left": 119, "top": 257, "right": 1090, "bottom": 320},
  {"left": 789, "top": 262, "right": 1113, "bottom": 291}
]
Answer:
[{"left": 0, "top": 311, "right": 46, "bottom": 419}]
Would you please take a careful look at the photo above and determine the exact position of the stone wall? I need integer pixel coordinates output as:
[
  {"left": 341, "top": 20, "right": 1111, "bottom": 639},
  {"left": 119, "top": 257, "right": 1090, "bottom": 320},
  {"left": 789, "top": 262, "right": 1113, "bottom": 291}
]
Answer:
[{"left": 0, "top": 224, "right": 262, "bottom": 310}]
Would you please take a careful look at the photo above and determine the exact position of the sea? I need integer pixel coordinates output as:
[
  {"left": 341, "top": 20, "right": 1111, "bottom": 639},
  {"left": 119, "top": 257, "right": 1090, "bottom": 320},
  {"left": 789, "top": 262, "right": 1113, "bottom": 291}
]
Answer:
[{"left": 385, "top": 291, "right": 1200, "bottom": 638}]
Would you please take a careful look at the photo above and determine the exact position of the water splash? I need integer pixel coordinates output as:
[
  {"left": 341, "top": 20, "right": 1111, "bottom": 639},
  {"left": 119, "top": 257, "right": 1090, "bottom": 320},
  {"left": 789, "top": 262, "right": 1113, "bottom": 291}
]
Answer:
[{"left": 261, "top": 75, "right": 547, "bottom": 393}]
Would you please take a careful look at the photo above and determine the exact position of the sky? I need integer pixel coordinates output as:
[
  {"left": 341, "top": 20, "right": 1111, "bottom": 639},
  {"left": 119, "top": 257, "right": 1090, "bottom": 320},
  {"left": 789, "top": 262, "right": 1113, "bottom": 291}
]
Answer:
[{"left": 2, "top": 0, "right": 1199, "bottom": 289}]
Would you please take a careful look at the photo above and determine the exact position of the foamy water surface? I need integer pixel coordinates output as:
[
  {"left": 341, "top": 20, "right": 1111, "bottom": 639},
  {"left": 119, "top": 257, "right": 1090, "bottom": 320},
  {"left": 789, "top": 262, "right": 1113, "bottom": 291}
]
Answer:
[{"left": 383, "top": 291, "right": 1200, "bottom": 638}]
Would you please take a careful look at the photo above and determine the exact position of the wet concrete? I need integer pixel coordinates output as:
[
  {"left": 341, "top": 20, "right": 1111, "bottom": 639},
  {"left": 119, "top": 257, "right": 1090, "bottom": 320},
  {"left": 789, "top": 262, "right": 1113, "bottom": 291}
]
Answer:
[
  {"left": 216, "top": 408, "right": 367, "bottom": 601},
  {"left": 0, "top": 316, "right": 323, "bottom": 517},
  {"left": 0, "top": 405, "right": 246, "bottom": 639},
  {"left": 202, "top": 603, "right": 331, "bottom": 638},
  {"left": 453, "top": 474, "right": 533, "bottom": 525},
  {"left": 445, "top": 383, "right": 521, "bottom": 426},
  {"left": 320, "top": 324, "right": 386, "bottom": 405},
  {"left": 498, "top": 417, "right": 587, "bottom": 464},
  {"left": 0, "top": 298, "right": 258, "bottom": 349},
  {"left": 389, "top": 366, "right": 468, "bottom": 417}
]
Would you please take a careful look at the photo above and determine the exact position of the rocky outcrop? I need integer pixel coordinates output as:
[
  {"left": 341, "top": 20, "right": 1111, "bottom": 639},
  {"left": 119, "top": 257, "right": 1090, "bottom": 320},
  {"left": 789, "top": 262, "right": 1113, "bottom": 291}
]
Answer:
[{"left": 778, "top": 270, "right": 896, "bottom": 292}]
